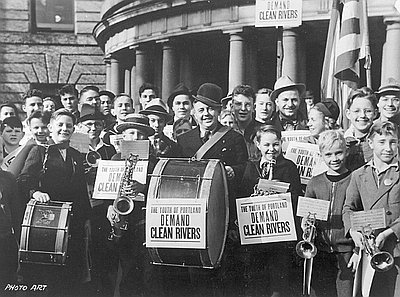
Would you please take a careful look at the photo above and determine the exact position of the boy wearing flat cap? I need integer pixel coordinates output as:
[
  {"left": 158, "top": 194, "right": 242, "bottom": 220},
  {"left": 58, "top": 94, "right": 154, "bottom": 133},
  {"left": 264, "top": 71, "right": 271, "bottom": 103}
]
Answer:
[
  {"left": 270, "top": 76, "right": 308, "bottom": 131},
  {"left": 77, "top": 104, "right": 117, "bottom": 296},
  {"left": 375, "top": 77, "right": 400, "bottom": 126},
  {"left": 139, "top": 98, "right": 181, "bottom": 157}
]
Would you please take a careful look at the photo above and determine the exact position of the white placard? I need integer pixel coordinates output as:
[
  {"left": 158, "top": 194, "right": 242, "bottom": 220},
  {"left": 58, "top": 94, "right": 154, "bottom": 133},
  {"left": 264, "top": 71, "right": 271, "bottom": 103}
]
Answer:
[
  {"left": 255, "top": 0, "right": 303, "bottom": 28},
  {"left": 296, "top": 196, "right": 331, "bottom": 221},
  {"left": 92, "top": 160, "right": 148, "bottom": 200},
  {"left": 164, "top": 125, "right": 174, "bottom": 140},
  {"left": 70, "top": 132, "right": 91, "bottom": 153},
  {"left": 285, "top": 141, "right": 328, "bottom": 184},
  {"left": 350, "top": 209, "right": 387, "bottom": 231},
  {"left": 236, "top": 193, "right": 297, "bottom": 245},
  {"left": 110, "top": 134, "right": 124, "bottom": 153},
  {"left": 146, "top": 199, "right": 206, "bottom": 249}
]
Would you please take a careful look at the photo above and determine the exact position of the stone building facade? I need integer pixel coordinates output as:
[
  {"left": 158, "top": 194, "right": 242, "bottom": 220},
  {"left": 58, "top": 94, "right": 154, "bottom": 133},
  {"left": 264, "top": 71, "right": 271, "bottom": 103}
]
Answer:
[
  {"left": 0, "top": 0, "right": 106, "bottom": 104},
  {"left": 93, "top": 0, "right": 400, "bottom": 109}
]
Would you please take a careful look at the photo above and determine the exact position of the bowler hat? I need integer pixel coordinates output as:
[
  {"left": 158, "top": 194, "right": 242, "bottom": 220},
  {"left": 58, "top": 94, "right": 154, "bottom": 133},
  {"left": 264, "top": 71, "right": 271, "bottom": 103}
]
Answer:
[
  {"left": 78, "top": 104, "right": 104, "bottom": 123},
  {"left": 270, "top": 76, "right": 306, "bottom": 101},
  {"left": 139, "top": 98, "right": 173, "bottom": 122},
  {"left": 193, "top": 83, "right": 223, "bottom": 107},
  {"left": 99, "top": 90, "right": 115, "bottom": 99},
  {"left": 314, "top": 100, "right": 340, "bottom": 121},
  {"left": 167, "top": 83, "right": 192, "bottom": 109},
  {"left": 376, "top": 77, "right": 400, "bottom": 96},
  {"left": 116, "top": 114, "right": 155, "bottom": 136}
]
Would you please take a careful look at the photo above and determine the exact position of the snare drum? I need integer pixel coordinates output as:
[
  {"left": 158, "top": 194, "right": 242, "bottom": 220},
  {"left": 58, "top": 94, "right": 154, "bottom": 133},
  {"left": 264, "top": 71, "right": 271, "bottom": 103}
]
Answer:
[
  {"left": 147, "top": 158, "right": 229, "bottom": 268},
  {"left": 19, "top": 199, "right": 72, "bottom": 265}
]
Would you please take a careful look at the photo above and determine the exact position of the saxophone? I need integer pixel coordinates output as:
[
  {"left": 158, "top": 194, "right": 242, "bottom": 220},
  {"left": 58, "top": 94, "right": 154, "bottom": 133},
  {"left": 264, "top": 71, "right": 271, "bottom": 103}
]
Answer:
[{"left": 108, "top": 153, "right": 139, "bottom": 241}]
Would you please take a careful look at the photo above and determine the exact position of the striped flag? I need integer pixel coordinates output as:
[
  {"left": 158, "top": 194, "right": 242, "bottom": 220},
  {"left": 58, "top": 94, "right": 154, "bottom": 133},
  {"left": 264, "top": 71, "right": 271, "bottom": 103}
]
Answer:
[
  {"left": 334, "top": 0, "right": 365, "bottom": 87},
  {"left": 320, "top": 0, "right": 367, "bottom": 126}
]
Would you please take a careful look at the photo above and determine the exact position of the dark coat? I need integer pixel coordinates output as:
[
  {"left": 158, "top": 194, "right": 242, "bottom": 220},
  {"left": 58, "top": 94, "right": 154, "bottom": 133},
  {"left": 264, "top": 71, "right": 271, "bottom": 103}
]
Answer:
[
  {"left": 177, "top": 123, "right": 248, "bottom": 180},
  {"left": 18, "top": 144, "right": 91, "bottom": 238}
]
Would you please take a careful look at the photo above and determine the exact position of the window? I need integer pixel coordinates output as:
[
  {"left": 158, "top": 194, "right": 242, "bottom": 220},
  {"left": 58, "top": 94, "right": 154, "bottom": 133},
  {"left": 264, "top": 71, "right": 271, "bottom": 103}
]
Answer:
[{"left": 31, "top": 0, "right": 74, "bottom": 32}]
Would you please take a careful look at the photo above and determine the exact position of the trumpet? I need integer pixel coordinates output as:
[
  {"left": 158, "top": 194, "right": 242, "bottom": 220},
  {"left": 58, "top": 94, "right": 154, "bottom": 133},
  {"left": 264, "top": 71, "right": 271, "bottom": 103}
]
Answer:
[
  {"left": 361, "top": 225, "right": 394, "bottom": 272},
  {"left": 296, "top": 212, "right": 317, "bottom": 259},
  {"left": 109, "top": 153, "right": 138, "bottom": 241},
  {"left": 86, "top": 151, "right": 102, "bottom": 167}
]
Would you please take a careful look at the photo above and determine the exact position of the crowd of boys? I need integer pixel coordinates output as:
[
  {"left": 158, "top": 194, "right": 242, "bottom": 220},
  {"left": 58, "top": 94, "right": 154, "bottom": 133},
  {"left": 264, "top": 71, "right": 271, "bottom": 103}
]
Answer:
[{"left": 0, "top": 76, "right": 400, "bottom": 297}]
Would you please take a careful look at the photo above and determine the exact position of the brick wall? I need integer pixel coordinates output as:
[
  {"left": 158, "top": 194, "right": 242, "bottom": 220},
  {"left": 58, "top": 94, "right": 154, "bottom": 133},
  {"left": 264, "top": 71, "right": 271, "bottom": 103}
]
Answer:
[{"left": 0, "top": 0, "right": 106, "bottom": 103}]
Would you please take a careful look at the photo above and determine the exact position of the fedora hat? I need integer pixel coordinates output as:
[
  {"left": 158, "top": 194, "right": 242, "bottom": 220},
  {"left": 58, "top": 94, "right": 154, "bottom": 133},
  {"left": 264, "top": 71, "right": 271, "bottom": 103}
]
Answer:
[
  {"left": 221, "top": 92, "right": 233, "bottom": 107},
  {"left": 167, "top": 83, "right": 192, "bottom": 109},
  {"left": 78, "top": 104, "right": 104, "bottom": 123},
  {"left": 193, "top": 83, "right": 223, "bottom": 107},
  {"left": 139, "top": 98, "right": 173, "bottom": 122},
  {"left": 116, "top": 114, "right": 155, "bottom": 136},
  {"left": 270, "top": 76, "right": 306, "bottom": 101},
  {"left": 376, "top": 77, "right": 400, "bottom": 96}
]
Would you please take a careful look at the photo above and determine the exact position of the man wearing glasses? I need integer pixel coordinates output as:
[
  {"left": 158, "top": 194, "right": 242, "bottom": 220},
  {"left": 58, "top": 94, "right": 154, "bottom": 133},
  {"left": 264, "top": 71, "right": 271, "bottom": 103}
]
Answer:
[{"left": 80, "top": 85, "right": 101, "bottom": 109}]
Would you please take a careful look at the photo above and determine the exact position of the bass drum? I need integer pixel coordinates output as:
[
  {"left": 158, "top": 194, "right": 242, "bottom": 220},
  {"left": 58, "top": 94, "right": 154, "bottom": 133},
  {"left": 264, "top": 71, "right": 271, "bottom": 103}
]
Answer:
[
  {"left": 147, "top": 158, "right": 229, "bottom": 269},
  {"left": 19, "top": 199, "right": 72, "bottom": 265}
]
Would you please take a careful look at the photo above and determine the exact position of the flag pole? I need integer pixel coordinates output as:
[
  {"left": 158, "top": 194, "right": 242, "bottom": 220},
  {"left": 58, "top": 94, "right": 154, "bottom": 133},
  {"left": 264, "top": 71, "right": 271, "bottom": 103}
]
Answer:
[
  {"left": 362, "top": 0, "right": 372, "bottom": 88},
  {"left": 276, "top": 26, "right": 283, "bottom": 79}
]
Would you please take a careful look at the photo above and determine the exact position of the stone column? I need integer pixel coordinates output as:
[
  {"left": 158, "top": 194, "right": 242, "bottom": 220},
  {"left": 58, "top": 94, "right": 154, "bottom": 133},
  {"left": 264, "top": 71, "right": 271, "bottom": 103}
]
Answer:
[
  {"left": 110, "top": 57, "right": 120, "bottom": 94},
  {"left": 382, "top": 16, "right": 400, "bottom": 82},
  {"left": 160, "top": 39, "right": 179, "bottom": 103},
  {"left": 104, "top": 57, "right": 111, "bottom": 90},
  {"left": 124, "top": 67, "right": 131, "bottom": 96},
  {"left": 226, "top": 29, "right": 245, "bottom": 92},
  {"left": 134, "top": 46, "right": 149, "bottom": 110},
  {"left": 180, "top": 50, "right": 194, "bottom": 90},
  {"left": 282, "top": 28, "right": 305, "bottom": 83}
]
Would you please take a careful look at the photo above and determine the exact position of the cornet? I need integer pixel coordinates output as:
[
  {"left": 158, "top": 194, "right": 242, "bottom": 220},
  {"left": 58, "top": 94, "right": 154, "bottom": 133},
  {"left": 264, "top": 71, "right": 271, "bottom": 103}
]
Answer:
[
  {"left": 296, "top": 212, "right": 317, "bottom": 259},
  {"left": 361, "top": 225, "right": 394, "bottom": 272}
]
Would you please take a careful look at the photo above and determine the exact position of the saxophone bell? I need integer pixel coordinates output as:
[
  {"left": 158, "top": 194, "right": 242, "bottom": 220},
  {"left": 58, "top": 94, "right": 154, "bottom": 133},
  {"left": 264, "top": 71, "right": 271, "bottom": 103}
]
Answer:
[
  {"left": 296, "top": 212, "right": 317, "bottom": 259},
  {"left": 113, "top": 195, "right": 135, "bottom": 216}
]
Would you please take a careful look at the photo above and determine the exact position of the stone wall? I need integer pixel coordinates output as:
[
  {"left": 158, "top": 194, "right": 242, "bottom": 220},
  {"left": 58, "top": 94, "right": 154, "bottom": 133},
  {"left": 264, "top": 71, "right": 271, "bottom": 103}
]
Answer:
[{"left": 0, "top": 0, "right": 106, "bottom": 103}]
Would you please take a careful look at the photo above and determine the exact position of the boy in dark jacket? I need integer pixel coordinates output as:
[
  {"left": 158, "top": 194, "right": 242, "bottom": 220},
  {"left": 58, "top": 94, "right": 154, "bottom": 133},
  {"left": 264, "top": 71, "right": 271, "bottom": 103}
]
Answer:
[{"left": 305, "top": 130, "right": 354, "bottom": 297}]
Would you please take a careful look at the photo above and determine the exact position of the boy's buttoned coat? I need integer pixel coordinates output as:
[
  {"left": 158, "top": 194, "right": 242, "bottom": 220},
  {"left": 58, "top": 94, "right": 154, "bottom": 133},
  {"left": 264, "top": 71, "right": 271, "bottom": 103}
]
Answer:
[{"left": 343, "top": 163, "right": 400, "bottom": 257}]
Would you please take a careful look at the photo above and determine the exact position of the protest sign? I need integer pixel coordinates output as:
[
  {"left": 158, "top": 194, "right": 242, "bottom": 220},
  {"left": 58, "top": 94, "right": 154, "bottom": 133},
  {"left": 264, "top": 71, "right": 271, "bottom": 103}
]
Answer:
[
  {"left": 121, "top": 140, "right": 149, "bottom": 159},
  {"left": 70, "top": 132, "right": 91, "bottom": 153},
  {"left": 236, "top": 193, "right": 297, "bottom": 245},
  {"left": 350, "top": 209, "right": 387, "bottom": 231},
  {"left": 296, "top": 196, "right": 331, "bottom": 221},
  {"left": 285, "top": 141, "right": 328, "bottom": 184},
  {"left": 146, "top": 199, "right": 206, "bottom": 249},
  {"left": 92, "top": 160, "right": 148, "bottom": 200},
  {"left": 110, "top": 134, "right": 124, "bottom": 153},
  {"left": 255, "top": 0, "right": 303, "bottom": 27}
]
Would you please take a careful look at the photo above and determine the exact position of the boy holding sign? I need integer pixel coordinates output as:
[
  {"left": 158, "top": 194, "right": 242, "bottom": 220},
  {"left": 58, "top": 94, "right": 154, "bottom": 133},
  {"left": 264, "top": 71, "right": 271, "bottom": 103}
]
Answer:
[
  {"left": 343, "top": 121, "right": 400, "bottom": 297},
  {"left": 235, "top": 125, "right": 302, "bottom": 297},
  {"left": 304, "top": 130, "right": 354, "bottom": 297}
]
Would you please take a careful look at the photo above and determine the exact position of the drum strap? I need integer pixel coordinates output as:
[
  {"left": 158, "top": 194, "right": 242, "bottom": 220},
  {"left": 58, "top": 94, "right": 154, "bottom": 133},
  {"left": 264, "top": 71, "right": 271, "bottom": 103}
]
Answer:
[{"left": 193, "top": 126, "right": 231, "bottom": 161}]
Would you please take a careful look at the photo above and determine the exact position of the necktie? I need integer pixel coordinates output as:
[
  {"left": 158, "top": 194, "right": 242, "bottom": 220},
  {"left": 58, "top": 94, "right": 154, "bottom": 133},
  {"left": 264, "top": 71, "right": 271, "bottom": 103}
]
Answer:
[{"left": 202, "top": 131, "right": 211, "bottom": 143}]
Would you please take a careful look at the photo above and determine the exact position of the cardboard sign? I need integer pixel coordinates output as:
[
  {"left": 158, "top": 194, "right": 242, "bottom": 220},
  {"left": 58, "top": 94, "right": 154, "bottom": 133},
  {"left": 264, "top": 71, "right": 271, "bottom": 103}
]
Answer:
[
  {"left": 164, "top": 125, "right": 174, "bottom": 140},
  {"left": 350, "top": 209, "right": 387, "bottom": 231},
  {"left": 255, "top": 0, "right": 303, "bottom": 28},
  {"left": 1, "top": 145, "right": 24, "bottom": 170},
  {"left": 285, "top": 141, "right": 328, "bottom": 184},
  {"left": 236, "top": 193, "right": 297, "bottom": 245},
  {"left": 92, "top": 160, "right": 148, "bottom": 200},
  {"left": 146, "top": 199, "right": 206, "bottom": 249},
  {"left": 120, "top": 140, "right": 149, "bottom": 160},
  {"left": 296, "top": 196, "right": 331, "bottom": 221},
  {"left": 257, "top": 179, "right": 290, "bottom": 195},
  {"left": 70, "top": 132, "right": 91, "bottom": 153},
  {"left": 110, "top": 134, "right": 124, "bottom": 153}
]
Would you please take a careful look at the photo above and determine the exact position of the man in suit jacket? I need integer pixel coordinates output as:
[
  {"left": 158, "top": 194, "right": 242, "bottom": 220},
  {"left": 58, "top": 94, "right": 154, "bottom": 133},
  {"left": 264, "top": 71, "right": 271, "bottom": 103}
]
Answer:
[
  {"left": 177, "top": 82, "right": 248, "bottom": 296},
  {"left": 343, "top": 121, "right": 400, "bottom": 297}
]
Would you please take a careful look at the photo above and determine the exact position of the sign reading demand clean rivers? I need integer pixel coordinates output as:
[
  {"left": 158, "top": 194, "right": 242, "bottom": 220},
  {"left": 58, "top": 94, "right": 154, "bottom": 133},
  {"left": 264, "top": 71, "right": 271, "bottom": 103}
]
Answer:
[{"left": 255, "top": 0, "right": 303, "bottom": 27}]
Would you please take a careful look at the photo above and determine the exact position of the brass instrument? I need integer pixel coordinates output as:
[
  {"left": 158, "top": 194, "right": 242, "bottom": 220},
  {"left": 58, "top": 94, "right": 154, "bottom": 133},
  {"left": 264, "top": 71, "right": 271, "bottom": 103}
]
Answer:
[
  {"left": 86, "top": 151, "right": 102, "bottom": 167},
  {"left": 361, "top": 225, "right": 394, "bottom": 272},
  {"left": 296, "top": 212, "right": 317, "bottom": 259},
  {"left": 108, "top": 153, "right": 139, "bottom": 241}
]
